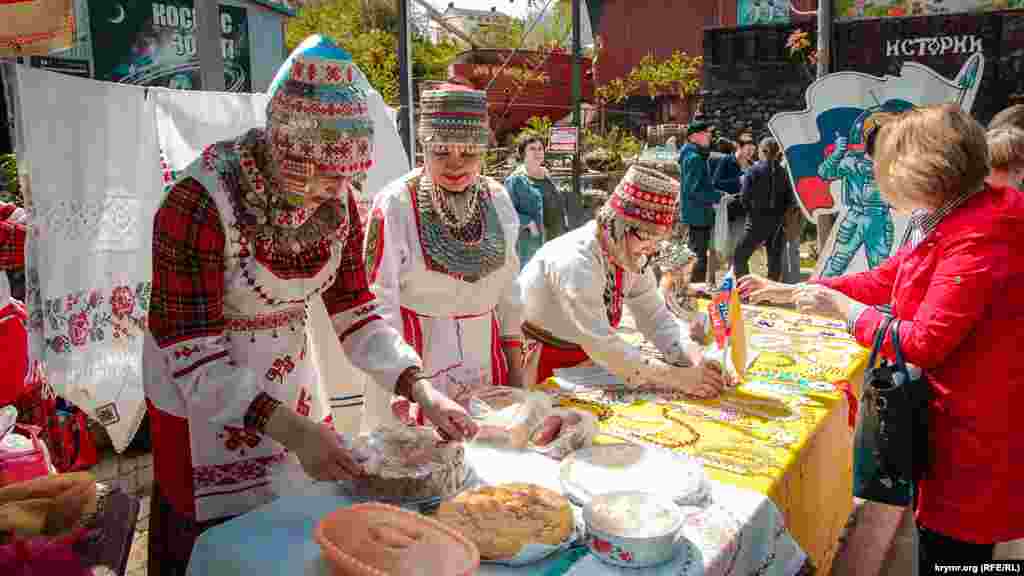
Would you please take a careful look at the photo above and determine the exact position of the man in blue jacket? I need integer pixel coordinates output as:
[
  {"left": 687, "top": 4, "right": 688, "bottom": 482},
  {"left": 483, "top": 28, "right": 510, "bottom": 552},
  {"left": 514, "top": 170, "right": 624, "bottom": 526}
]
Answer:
[{"left": 678, "top": 120, "right": 720, "bottom": 282}]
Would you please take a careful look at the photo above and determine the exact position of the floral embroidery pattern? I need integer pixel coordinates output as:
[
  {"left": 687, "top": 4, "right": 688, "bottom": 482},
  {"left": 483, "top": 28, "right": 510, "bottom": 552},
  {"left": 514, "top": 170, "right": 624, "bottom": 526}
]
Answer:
[
  {"left": 40, "top": 283, "right": 151, "bottom": 354},
  {"left": 224, "top": 307, "right": 306, "bottom": 334},
  {"left": 218, "top": 425, "right": 263, "bottom": 456},
  {"left": 193, "top": 452, "right": 287, "bottom": 490},
  {"left": 364, "top": 206, "right": 385, "bottom": 283},
  {"left": 159, "top": 149, "right": 181, "bottom": 193},
  {"left": 265, "top": 355, "right": 296, "bottom": 383},
  {"left": 588, "top": 535, "right": 634, "bottom": 563}
]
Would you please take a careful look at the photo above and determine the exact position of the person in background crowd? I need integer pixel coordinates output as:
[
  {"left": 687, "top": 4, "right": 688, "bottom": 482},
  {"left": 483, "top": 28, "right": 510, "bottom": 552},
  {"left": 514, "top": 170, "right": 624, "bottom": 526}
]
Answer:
[
  {"left": 732, "top": 137, "right": 793, "bottom": 279},
  {"left": 678, "top": 120, "right": 720, "bottom": 283},
  {"left": 986, "top": 127, "right": 1024, "bottom": 190},
  {"left": 505, "top": 135, "right": 547, "bottom": 268},
  {"left": 143, "top": 37, "right": 476, "bottom": 575},
  {"left": 517, "top": 165, "right": 728, "bottom": 396},
  {"left": 778, "top": 154, "right": 805, "bottom": 284},
  {"left": 741, "top": 104, "right": 1024, "bottom": 566},
  {"left": 713, "top": 132, "right": 757, "bottom": 260},
  {"left": 989, "top": 104, "right": 1024, "bottom": 131},
  {"left": 713, "top": 134, "right": 755, "bottom": 195}
]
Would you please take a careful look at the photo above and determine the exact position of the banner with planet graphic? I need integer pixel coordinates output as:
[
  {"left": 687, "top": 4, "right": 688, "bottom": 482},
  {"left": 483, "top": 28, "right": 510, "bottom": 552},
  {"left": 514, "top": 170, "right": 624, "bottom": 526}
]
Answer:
[{"left": 87, "top": 0, "right": 251, "bottom": 92}]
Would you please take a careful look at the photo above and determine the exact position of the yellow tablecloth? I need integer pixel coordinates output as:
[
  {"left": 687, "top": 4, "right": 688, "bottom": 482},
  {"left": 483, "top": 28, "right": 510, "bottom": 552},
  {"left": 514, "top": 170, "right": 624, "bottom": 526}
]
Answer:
[{"left": 535, "top": 303, "right": 868, "bottom": 574}]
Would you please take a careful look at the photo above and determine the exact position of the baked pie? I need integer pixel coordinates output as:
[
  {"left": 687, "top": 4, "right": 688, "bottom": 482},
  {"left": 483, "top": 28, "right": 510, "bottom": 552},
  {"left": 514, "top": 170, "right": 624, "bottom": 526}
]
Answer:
[{"left": 435, "top": 483, "right": 574, "bottom": 560}]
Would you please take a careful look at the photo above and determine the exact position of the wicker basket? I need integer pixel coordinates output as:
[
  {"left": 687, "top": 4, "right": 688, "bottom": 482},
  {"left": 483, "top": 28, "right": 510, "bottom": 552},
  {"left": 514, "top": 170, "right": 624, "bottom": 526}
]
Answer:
[{"left": 315, "top": 503, "right": 480, "bottom": 576}]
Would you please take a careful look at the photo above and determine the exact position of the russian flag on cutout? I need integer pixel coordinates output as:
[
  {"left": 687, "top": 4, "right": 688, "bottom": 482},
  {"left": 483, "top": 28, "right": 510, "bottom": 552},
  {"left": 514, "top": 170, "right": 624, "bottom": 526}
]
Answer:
[{"left": 782, "top": 107, "right": 866, "bottom": 216}]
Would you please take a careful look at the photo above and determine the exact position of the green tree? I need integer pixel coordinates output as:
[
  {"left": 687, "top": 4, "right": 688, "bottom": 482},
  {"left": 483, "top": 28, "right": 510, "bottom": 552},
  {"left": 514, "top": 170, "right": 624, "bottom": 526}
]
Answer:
[
  {"left": 471, "top": 17, "right": 527, "bottom": 49},
  {"left": 0, "top": 154, "right": 20, "bottom": 207},
  {"left": 286, "top": 0, "right": 460, "bottom": 106}
]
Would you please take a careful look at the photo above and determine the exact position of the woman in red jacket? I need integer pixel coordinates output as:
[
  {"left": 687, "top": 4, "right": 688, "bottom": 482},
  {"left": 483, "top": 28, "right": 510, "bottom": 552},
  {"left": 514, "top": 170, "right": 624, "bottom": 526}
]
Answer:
[{"left": 739, "top": 104, "right": 1024, "bottom": 563}]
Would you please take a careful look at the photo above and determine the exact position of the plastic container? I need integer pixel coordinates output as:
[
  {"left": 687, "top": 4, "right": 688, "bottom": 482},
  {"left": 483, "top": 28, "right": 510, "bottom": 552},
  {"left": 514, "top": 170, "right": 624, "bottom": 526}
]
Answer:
[
  {"left": 314, "top": 503, "right": 480, "bottom": 576},
  {"left": 0, "top": 424, "right": 52, "bottom": 487},
  {"left": 467, "top": 387, "right": 551, "bottom": 450}
]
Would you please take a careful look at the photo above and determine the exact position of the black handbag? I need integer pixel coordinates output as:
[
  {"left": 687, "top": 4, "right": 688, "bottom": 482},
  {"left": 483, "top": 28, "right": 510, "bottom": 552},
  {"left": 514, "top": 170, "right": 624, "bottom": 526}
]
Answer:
[{"left": 853, "top": 317, "right": 931, "bottom": 505}]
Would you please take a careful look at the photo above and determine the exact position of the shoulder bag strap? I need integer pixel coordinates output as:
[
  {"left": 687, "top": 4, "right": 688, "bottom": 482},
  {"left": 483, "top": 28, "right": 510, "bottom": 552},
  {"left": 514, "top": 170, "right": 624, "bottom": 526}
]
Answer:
[
  {"left": 888, "top": 319, "right": 910, "bottom": 377},
  {"left": 867, "top": 314, "right": 896, "bottom": 370}
]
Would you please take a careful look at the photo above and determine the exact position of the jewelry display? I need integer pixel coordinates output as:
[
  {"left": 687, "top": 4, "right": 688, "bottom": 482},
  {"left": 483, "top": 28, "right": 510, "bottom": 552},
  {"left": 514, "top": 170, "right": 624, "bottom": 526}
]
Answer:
[
  {"left": 611, "top": 414, "right": 672, "bottom": 434},
  {"left": 663, "top": 402, "right": 743, "bottom": 423},
  {"left": 663, "top": 406, "right": 798, "bottom": 449},
  {"left": 603, "top": 422, "right": 700, "bottom": 451},
  {"left": 716, "top": 396, "right": 799, "bottom": 422},
  {"left": 555, "top": 396, "right": 614, "bottom": 421},
  {"left": 748, "top": 334, "right": 796, "bottom": 352},
  {"left": 690, "top": 444, "right": 780, "bottom": 475}
]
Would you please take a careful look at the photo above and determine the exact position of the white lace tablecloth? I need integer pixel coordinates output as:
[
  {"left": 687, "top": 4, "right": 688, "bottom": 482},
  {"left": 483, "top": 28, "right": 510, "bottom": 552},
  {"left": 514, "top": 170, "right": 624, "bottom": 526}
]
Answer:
[{"left": 187, "top": 445, "right": 805, "bottom": 576}]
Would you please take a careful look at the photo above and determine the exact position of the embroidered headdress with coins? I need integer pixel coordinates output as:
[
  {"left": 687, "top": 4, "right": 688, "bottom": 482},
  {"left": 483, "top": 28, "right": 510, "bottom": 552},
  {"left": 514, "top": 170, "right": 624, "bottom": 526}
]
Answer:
[
  {"left": 265, "top": 35, "right": 374, "bottom": 199},
  {"left": 597, "top": 165, "right": 681, "bottom": 272},
  {"left": 417, "top": 83, "right": 491, "bottom": 154},
  {"left": 232, "top": 35, "right": 375, "bottom": 253}
]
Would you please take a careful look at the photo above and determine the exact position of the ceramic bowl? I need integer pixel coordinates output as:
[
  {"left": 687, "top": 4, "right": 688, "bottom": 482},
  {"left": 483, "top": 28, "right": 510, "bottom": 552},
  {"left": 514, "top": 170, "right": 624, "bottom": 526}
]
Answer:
[{"left": 582, "top": 491, "right": 684, "bottom": 568}]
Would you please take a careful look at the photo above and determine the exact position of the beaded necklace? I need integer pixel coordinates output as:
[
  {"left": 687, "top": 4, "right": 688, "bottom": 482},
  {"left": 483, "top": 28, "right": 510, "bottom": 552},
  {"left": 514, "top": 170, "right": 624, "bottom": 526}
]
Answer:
[
  {"left": 603, "top": 413, "right": 700, "bottom": 450},
  {"left": 690, "top": 444, "right": 780, "bottom": 475},
  {"left": 413, "top": 173, "right": 506, "bottom": 283},
  {"left": 428, "top": 175, "right": 481, "bottom": 231},
  {"left": 555, "top": 396, "right": 614, "bottom": 421},
  {"left": 229, "top": 130, "right": 348, "bottom": 255},
  {"left": 661, "top": 404, "right": 798, "bottom": 448},
  {"left": 717, "top": 396, "right": 799, "bottom": 422}
]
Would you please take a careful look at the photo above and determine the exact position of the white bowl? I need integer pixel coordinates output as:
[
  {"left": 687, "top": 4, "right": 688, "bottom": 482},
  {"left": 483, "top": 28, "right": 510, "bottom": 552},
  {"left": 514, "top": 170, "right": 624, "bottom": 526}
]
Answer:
[{"left": 582, "top": 491, "right": 684, "bottom": 568}]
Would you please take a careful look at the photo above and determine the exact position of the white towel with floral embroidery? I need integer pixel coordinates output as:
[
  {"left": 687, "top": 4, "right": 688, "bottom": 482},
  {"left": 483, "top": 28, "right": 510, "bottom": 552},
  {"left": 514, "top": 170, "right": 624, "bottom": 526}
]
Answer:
[
  {"left": 152, "top": 87, "right": 409, "bottom": 435},
  {"left": 14, "top": 65, "right": 160, "bottom": 452}
]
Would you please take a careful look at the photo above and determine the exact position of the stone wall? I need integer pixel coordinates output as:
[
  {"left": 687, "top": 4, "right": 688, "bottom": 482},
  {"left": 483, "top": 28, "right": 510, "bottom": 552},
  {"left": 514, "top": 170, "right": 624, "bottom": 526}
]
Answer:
[
  {"left": 701, "top": 23, "right": 815, "bottom": 140},
  {"left": 702, "top": 63, "right": 812, "bottom": 140}
]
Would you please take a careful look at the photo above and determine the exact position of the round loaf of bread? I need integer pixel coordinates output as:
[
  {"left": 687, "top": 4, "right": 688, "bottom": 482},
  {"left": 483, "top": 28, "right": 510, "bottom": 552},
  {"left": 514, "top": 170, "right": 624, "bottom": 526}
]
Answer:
[{"left": 434, "top": 483, "right": 575, "bottom": 560}]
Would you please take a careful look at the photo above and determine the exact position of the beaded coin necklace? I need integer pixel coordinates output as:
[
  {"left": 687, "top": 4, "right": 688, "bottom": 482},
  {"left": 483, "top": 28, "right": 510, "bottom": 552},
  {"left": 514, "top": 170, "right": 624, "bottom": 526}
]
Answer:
[
  {"left": 232, "top": 130, "right": 347, "bottom": 254},
  {"left": 414, "top": 172, "right": 506, "bottom": 283}
]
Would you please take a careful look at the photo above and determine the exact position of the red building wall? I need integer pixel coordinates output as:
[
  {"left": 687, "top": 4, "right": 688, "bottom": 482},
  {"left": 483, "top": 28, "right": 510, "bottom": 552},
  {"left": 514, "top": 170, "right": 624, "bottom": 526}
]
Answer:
[{"left": 595, "top": 0, "right": 817, "bottom": 84}]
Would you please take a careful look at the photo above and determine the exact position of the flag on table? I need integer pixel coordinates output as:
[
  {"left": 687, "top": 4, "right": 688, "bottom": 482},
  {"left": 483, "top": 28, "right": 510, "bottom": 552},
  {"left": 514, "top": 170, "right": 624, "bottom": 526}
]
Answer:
[
  {"left": 728, "top": 286, "right": 747, "bottom": 382},
  {"left": 706, "top": 273, "right": 748, "bottom": 381}
]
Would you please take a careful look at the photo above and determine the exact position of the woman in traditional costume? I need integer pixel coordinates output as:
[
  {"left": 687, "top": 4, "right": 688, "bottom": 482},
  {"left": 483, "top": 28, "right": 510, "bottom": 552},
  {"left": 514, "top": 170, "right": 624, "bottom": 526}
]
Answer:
[
  {"left": 361, "top": 84, "right": 523, "bottom": 430},
  {"left": 517, "top": 165, "right": 729, "bottom": 396},
  {"left": 143, "top": 37, "right": 476, "bottom": 574}
]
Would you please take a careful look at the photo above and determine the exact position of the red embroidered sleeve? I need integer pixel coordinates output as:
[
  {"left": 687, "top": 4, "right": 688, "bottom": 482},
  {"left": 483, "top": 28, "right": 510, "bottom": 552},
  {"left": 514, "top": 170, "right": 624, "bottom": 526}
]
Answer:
[
  {"left": 243, "top": 392, "right": 283, "bottom": 434},
  {"left": 148, "top": 178, "right": 227, "bottom": 348},
  {"left": 321, "top": 189, "right": 377, "bottom": 317},
  {"left": 0, "top": 206, "right": 26, "bottom": 270}
]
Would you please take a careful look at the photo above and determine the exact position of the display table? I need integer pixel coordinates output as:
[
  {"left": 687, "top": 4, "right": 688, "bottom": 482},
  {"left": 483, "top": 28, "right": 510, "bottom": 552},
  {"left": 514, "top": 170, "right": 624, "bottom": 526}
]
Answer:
[
  {"left": 539, "top": 303, "right": 868, "bottom": 573},
  {"left": 187, "top": 445, "right": 806, "bottom": 576}
]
